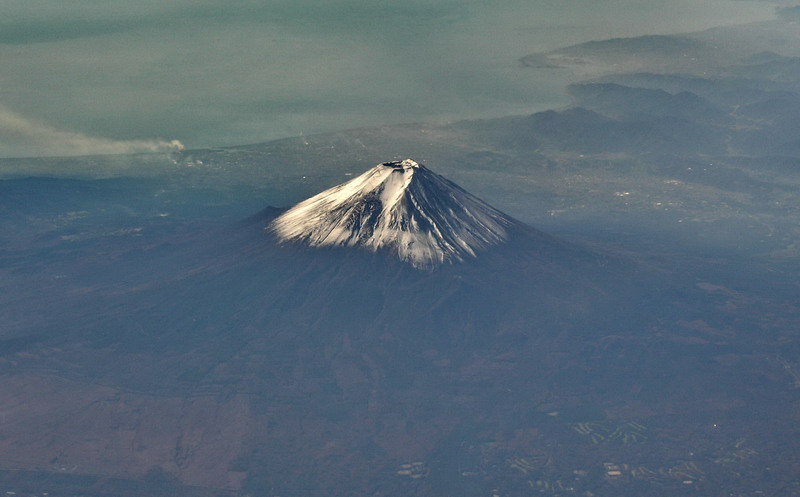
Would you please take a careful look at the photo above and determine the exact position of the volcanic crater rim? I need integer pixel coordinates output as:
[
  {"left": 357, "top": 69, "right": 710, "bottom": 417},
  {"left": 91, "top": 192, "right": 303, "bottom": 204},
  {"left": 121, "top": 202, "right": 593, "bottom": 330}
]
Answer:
[{"left": 382, "top": 159, "right": 421, "bottom": 171}]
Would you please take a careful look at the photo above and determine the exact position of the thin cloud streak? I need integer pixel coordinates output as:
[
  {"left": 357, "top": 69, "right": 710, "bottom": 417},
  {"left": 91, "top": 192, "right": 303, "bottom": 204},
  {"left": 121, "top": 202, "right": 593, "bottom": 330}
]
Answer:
[{"left": 0, "top": 107, "right": 183, "bottom": 158}]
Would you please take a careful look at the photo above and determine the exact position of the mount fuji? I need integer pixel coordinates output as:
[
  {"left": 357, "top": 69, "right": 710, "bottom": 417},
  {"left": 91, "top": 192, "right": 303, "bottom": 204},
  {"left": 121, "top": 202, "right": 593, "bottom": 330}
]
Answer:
[
  {"left": 270, "top": 159, "right": 515, "bottom": 268},
  {"left": 0, "top": 159, "right": 707, "bottom": 497}
]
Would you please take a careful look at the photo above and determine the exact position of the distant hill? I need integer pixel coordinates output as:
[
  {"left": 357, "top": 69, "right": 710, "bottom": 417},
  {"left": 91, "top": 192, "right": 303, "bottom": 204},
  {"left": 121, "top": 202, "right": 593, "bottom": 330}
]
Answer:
[
  {"left": 520, "top": 34, "right": 728, "bottom": 75},
  {"left": 521, "top": 19, "right": 800, "bottom": 77},
  {"left": 566, "top": 83, "right": 728, "bottom": 123}
]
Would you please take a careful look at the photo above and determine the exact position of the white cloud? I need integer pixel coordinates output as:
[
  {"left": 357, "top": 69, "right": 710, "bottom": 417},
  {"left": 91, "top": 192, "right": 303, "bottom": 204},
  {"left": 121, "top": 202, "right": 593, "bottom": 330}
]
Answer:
[{"left": 0, "top": 106, "right": 183, "bottom": 158}]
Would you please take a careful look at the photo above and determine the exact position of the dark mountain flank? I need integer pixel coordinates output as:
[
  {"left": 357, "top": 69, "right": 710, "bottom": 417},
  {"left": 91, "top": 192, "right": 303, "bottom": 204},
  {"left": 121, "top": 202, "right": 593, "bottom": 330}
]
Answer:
[{"left": 0, "top": 163, "right": 713, "bottom": 496}]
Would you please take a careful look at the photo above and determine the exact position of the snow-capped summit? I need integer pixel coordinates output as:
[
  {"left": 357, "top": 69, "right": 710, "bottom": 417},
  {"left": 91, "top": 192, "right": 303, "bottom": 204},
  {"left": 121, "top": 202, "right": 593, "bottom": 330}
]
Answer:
[{"left": 269, "top": 159, "right": 514, "bottom": 268}]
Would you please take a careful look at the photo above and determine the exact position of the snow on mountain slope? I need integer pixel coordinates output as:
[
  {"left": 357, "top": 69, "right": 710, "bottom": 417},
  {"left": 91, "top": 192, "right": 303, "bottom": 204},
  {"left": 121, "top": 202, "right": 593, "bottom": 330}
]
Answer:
[{"left": 269, "top": 159, "right": 514, "bottom": 268}]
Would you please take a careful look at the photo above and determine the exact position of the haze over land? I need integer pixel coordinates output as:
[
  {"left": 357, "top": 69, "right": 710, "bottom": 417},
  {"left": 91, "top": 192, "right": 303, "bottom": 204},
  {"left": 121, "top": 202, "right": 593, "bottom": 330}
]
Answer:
[{"left": 0, "top": 0, "right": 777, "bottom": 158}]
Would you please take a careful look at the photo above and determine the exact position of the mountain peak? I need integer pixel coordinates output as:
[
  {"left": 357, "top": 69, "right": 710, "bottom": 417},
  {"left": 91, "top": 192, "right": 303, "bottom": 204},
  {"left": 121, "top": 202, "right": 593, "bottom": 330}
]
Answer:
[
  {"left": 269, "top": 159, "right": 514, "bottom": 268},
  {"left": 384, "top": 158, "right": 421, "bottom": 170}
]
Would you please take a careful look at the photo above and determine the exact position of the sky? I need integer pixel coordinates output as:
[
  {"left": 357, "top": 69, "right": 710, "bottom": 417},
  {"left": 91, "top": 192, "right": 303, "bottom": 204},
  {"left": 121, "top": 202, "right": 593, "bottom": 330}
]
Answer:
[{"left": 0, "top": 0, "right": 779, "bottom": 158}]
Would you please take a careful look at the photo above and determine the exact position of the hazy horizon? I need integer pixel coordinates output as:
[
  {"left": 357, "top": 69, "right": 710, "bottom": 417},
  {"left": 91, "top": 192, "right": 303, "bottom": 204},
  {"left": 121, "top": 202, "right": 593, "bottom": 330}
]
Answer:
[{"left": 0, "top": 0, "right": 779, "bottom": 158}]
